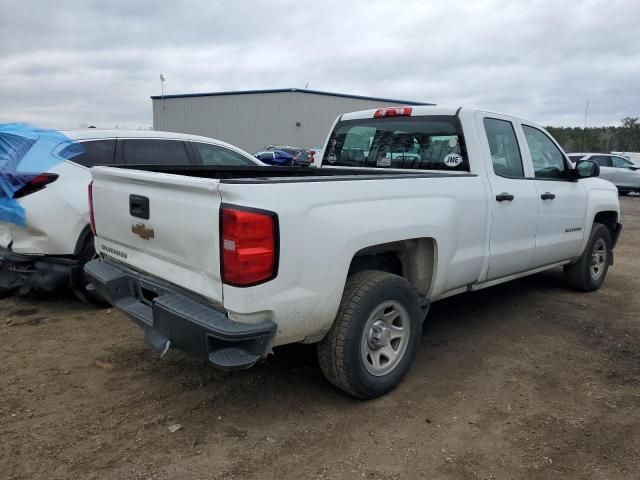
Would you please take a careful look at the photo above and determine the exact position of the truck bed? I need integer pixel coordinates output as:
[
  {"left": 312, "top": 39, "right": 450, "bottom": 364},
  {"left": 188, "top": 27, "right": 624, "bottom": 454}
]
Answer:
[{"left": 90, "top": 163, "right": 486, "bottom": 347}]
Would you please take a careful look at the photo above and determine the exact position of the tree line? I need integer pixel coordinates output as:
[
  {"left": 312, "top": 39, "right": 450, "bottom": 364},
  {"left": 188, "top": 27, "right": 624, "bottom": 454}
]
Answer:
[{"left": 546, "top": 117, "right": 640, "bottom": 153}]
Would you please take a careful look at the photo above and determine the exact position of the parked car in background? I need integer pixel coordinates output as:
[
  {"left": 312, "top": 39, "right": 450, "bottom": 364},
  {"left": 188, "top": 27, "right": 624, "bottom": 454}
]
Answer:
[
  {"left": 308, "top": 148, "right": 324, "bottom": 167},
  {"left": 261, "top": 145, "right": 318, "bottom": 166},
  {"left": 0, "top": 130, "right": 262, "bottom": 304},
  {"left": 254, "top": 149, "right": 295, "bottom": 166},
  {"left": 611, "top": 152, "right": 640, "bottom": 165},
  {"left": 568, "top": 153, "right": 640, "bottom": 195}
]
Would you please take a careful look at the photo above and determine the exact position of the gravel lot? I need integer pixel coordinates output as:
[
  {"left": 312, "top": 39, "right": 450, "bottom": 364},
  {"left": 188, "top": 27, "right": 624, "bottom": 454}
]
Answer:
[{"left": 2, "top": 197, "right": 639, "bottom": 480}]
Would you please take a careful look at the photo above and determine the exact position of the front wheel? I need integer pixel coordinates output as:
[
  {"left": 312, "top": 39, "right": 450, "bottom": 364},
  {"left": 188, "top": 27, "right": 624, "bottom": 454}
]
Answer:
[
  {"left": 317, "top": 270, "right": 423, "bottom": 399},
  {"left": 564, "top": 223, "right": 612, "bottom": 292}
]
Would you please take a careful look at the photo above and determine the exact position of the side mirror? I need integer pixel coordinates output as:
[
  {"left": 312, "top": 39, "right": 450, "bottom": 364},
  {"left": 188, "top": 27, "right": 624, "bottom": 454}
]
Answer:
[{"left": 574, "top": 159, "right": 600, "bottom": 179}]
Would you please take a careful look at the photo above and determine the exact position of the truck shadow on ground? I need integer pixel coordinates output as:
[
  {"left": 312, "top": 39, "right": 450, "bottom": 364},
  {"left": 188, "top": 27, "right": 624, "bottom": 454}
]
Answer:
[{"left": 107, "top": 267, "right": 573, "bottom": 407}]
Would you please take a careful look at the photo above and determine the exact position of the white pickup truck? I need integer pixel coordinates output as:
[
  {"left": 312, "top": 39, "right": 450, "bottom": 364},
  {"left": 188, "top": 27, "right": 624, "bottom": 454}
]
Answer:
[{"left": 85, "top": 106, "right": 622, "bottom": 399}]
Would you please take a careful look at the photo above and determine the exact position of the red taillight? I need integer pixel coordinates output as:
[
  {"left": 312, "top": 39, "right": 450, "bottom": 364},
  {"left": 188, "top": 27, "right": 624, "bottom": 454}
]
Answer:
[
  {"left": 29, "top": 174, "right": 57, "bottom": 187},
  {"left": 12, "top": 173, "right": 59, "bottom": 198},
  {"left": 88, "top": 181, "right": 96, "bottom": 236},
  {"left": 373, "top": 106, "right": 412, "bottom": 118},
  {"left": 309, "top": 150, "right": 315, "bottom": 165},
  {"left": 221, "top": 206, "right": 278, "bottom": 286}
]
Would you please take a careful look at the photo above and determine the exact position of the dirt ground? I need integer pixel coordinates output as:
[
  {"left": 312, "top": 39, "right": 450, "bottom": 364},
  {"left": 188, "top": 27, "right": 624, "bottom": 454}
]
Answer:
[{"left": 1, "top": 198, "right": 639, "bottom": 480}]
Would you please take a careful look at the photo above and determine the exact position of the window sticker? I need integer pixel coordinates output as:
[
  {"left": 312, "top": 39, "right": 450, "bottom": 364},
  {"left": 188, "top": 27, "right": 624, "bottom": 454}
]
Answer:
[
  {"left": 377, "top": 157, "right": 391, "bottom": 167},
  {"left": 444, "top": 153, "right": 463, "bottom": 167}
]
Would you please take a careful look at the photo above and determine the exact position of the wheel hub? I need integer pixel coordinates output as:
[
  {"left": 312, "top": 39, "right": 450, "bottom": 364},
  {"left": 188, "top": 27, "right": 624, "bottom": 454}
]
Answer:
[
  {"left": 590, "top": 238, "right": 607, "bottom": 280},
  {"left": 360, "top": 300, "right": 410, "bottom": 377},
  {"left": 368, "top": 320, "right": 391, "bottom": 349}
]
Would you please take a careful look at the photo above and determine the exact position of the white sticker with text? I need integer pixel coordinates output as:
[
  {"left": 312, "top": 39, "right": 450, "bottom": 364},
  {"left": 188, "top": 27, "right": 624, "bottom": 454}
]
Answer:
[{"left": 444, "top": 153, "right": 463, "bottom": 167}]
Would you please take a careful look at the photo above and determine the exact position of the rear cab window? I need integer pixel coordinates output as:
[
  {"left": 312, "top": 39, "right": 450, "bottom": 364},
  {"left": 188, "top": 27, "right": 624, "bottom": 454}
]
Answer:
[{"left": 323, "top": 115, "right": 468, "bottom": 171}]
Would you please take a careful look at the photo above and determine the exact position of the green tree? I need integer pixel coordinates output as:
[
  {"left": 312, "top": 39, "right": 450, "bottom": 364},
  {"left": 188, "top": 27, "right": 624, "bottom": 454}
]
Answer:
[{"left": 620, "top": 117, "right": 640, "bottom": 151}]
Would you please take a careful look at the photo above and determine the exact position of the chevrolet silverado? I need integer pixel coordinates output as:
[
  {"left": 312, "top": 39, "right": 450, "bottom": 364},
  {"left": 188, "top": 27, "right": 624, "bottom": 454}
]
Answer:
[{"left": 84, "top": 106, "right": 622, "bottom": 399}]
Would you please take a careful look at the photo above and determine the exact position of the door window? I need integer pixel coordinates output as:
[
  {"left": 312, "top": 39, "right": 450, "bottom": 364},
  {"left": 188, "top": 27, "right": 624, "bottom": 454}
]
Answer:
[
  {"left": 192, "top": 142, "right": 256, "bottom": 166},
  {"left": 122, "top": 139, "right": 190, "bottom": 165},
  {"left": 612, "top": 156, "right": 634, "bottom": 168},
  {"left": 522, "top": 126, "right": 567, "bottom": 179},
  {"left": 62, "top": 140, "right": 116, "bottom": 167},
  {"left": 483, "top": 118, "right": 525, "bottom": 177},
  {"left": 590, "top": 155, "right": 613, "bottom": 167}
]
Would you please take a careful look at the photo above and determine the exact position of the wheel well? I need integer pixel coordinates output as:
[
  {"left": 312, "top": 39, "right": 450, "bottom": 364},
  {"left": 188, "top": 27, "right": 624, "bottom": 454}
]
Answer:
[
  {"left": 73, "top": 225, "right": 93, "bottom": 256},
  {"left": 593, "top": 211, "right": 618, "bottom": 240},
  {"left": 348, "top": 251, "right": 403, "bottom": 277},
  {"left": 348, "top": 238, "right": 436, "bottom": 298}
]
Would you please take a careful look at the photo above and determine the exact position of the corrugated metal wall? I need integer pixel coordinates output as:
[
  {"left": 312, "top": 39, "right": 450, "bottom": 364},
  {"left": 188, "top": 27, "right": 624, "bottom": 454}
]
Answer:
[{"left": 152, "top": 91, "right": 409, "bottom": 153}]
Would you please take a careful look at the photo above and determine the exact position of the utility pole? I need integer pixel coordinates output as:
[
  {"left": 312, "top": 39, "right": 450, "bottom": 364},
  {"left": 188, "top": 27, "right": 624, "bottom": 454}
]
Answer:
[
  {"left": 160, "top": 73, "right": 166, "bottom": 110},
  {"left": 581, "top": 99, "right": 589, "bottom": 151}
]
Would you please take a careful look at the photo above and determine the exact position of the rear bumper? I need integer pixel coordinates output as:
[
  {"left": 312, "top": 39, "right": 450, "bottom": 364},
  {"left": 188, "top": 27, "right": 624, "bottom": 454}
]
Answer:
[
  {"left": 84, "top": 259, "right": 277, "bottom": 370},
  {"left": 0, "top": 248, "right": 76, "bottom": 293}
]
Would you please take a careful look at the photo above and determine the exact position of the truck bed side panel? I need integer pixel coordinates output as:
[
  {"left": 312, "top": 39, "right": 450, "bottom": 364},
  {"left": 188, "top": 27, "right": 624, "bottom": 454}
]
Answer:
[{"left": 219, "top": 175, "right": 487, "bottom": 346}]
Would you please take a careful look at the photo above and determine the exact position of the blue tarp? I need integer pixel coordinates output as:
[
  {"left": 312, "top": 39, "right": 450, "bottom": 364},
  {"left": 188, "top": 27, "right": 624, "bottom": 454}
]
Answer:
[{"left": 0, "top": 124, "right": 84, "bottom": 226}]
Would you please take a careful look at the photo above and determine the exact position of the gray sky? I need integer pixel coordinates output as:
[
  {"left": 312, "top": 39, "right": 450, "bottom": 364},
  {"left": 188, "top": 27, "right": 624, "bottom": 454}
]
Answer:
[{"left": 1, "top": 0, "right": 638, "bottom": 129}]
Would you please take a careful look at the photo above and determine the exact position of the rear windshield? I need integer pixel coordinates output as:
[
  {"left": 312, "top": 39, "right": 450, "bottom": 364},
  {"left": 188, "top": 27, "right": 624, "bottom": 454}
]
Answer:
[{"left": 323, "top": 115, "right": 468, "bottom": 171}]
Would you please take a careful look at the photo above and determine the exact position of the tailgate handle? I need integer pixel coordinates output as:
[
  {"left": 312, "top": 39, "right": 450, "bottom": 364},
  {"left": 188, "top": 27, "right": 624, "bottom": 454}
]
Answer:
[{"left": 129, "top": 195, "right": 150, "bottom": 219}]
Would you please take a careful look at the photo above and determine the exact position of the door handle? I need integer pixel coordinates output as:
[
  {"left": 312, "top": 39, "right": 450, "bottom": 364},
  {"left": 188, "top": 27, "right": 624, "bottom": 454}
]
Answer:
[
  {"left": 540, "top": 192, "right": 556, "bottom": 200},
  {"left": 495, "top": 193, "right": 515, "bottom": 202}
]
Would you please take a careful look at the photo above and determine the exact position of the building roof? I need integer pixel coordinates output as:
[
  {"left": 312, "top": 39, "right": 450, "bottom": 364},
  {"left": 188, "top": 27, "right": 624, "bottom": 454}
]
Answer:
[{"left": 150, "top": 87, "right": 432, "bottom": 105}]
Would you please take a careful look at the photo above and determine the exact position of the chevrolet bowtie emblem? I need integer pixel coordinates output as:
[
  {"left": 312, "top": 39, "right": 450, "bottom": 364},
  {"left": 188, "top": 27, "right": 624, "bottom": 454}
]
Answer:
[{"left": 131, "top": 223, "right": 155, "bottom": 240}]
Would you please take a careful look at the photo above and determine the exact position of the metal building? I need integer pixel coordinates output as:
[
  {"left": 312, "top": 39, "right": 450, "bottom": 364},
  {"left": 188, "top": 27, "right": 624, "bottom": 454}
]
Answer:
[{"left": 151, "top": 88, "right": 432, "bottom": 153}]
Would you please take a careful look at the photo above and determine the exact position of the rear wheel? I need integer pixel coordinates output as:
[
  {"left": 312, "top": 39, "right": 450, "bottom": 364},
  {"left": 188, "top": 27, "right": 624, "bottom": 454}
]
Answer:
[
  {"left": 72, "top": 238, "right": 110, "bottom": 307},
  {"left": 317, "top": 270, "right": 422, "bottom": 399},
  {"left": 564, "top": 223, "right": 611, "bottom": 292}
]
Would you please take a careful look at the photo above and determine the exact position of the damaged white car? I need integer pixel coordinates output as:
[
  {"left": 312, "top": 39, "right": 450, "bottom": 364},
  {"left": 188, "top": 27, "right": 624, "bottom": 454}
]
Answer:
[{"left": 0, "top": 127, "right": 262, "bottom": 304}]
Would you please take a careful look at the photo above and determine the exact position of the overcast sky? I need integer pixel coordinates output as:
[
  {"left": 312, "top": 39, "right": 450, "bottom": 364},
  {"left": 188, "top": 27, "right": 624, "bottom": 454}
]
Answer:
[{"left": 1, "top": 0, "right": 638, "bottom": 129}]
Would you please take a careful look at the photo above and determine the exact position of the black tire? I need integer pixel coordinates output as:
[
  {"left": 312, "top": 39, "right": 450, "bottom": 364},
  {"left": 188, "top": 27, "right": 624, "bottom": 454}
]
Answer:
[
  {"left": 564, "top": 223, "right": 612, "bottom": 292},
  {"left": 72, "top": 238, "right": 111, "bottom": 307},
  {"left": 317, "top": 270, "right": 423, "bottom": 399}
]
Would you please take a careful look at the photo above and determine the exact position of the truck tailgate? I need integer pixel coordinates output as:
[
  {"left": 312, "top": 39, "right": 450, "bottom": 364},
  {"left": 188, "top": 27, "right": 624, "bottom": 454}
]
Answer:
[{"left": 90, "top": 166, "right": 224, "bottom": 303}]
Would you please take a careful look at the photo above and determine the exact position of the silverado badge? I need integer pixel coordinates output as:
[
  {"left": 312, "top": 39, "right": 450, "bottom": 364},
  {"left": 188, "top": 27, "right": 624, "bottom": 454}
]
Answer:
[{"left": 132, "top": 223, "right": 155, "bottom": 240}]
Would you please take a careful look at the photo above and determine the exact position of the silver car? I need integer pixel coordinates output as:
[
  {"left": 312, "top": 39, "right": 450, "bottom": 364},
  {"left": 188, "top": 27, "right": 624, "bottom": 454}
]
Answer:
[{"left": 569, "top": 153, "right": 640, "bottom": 195}]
